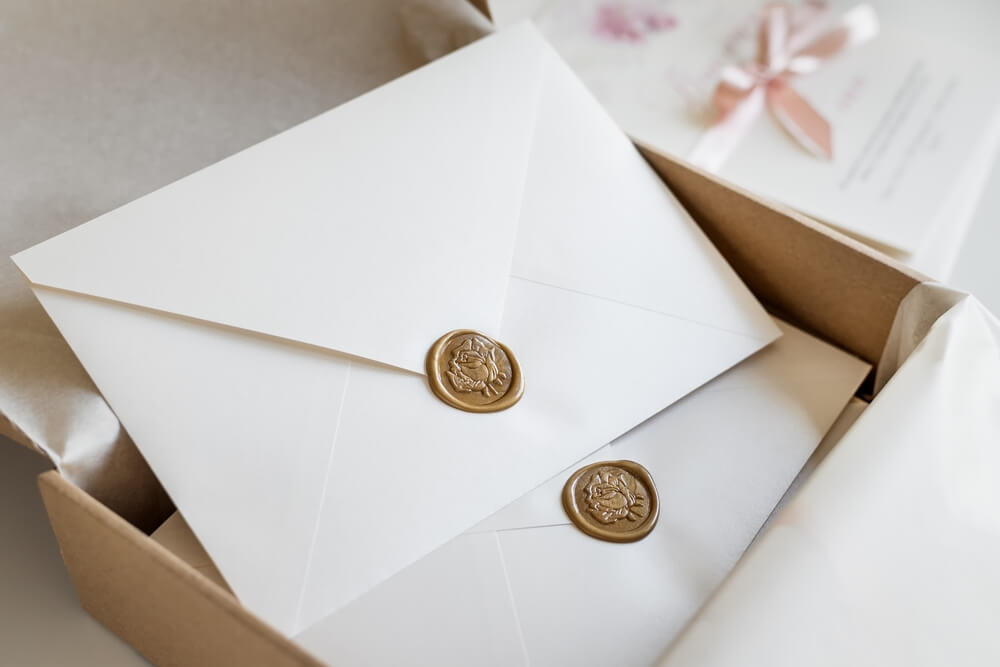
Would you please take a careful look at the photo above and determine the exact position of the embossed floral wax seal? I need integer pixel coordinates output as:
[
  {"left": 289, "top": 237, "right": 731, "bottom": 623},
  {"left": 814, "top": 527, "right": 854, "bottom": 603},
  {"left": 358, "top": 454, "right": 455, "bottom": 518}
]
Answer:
[
  {"left": 426, "top": 330, "right": 523, "bottom": 413},
  {"left": 563, "top": 460, "right": 659, "bottom": 543}
]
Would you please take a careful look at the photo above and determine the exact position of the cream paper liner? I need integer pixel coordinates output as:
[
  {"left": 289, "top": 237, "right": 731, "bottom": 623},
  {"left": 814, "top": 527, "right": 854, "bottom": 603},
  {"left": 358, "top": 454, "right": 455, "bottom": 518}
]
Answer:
[{"left": 659, "top": 285, "right": 1000, "bottom": 666}]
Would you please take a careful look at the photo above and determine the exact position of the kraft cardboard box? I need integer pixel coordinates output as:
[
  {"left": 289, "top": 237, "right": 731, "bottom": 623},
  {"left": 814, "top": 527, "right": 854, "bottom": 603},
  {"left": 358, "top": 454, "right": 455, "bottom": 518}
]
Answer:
[{"left": 29, "top": 147, "right": 926, "bottom": 666}]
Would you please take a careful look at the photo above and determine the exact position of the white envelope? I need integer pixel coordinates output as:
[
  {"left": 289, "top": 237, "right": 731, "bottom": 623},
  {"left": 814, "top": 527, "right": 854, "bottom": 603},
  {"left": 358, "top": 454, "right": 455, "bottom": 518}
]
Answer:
[
  {"left": 11, "top": 24, "right": 778, "bottom": 635},
  {"left": 295, "top": 320, "right": 870, "bottom": 666}
]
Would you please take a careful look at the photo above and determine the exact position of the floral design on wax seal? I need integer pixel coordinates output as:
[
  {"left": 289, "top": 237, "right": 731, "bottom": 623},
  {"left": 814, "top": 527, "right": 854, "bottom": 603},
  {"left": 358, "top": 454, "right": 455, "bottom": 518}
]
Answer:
[
  {"left": 447, "top": 336, "right": 508, "bottom": 397},
  {"left": 563, "top": 460, "right": 659, "bottom": 543},
  {"left": 426, "top": 330, "right": 523, "bottom": 413},
  {"left": 585, "top": 467, "right": 648, "bottom": 524}
]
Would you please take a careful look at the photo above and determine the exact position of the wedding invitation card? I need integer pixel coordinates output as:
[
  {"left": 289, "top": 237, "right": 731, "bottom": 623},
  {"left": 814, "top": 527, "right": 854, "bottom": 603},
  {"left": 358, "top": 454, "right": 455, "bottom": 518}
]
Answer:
[{"left": 532, "top": 0, "right": 1000, "bottom": 257}]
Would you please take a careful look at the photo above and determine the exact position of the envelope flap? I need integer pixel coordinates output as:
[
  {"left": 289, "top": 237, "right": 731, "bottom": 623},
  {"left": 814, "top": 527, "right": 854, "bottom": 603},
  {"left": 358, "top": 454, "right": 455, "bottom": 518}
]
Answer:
[
  {"left": 12, "top": 26, "right": 548, "bottom": 375},
  {"left": 472, "top": 320, "right": 871, "bottom": 534}
]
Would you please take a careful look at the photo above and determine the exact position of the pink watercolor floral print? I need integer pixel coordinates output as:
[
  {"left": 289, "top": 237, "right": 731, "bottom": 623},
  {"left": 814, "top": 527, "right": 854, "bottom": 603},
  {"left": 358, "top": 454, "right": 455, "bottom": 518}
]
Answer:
[{"left": 592, "top": 2, "right": 677, "bottom": 43}]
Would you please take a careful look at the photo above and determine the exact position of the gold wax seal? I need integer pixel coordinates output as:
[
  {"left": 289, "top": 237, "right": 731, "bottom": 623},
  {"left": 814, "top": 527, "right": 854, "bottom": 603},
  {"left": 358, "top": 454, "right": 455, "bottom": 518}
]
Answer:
[
  {"left": 562, "top": 460, "right": 659, "bottom": 543},
  {"left": 426, "top": 330, "right": 523, "bottom": 413}
]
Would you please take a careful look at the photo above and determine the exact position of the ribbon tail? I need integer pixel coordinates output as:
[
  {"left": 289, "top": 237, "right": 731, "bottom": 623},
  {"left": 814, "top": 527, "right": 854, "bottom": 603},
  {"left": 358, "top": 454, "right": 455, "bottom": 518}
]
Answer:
[
  {"left": 689, "top": 86, "right": 766, "bottom": 172},
  {"left": 768, "top": 83, "right": 832, "bottom": 160},
  {"left": 790, "top": 4, "right": 880, "bottom": 72}
]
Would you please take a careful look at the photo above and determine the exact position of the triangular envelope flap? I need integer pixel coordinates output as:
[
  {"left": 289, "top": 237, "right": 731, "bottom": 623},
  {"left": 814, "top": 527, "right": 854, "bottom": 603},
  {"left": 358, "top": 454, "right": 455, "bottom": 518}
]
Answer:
[
  {"left": 470, "top": 320, "right": 870, "bottom": 534},
  {"left": 512, "top": 35, "right": 777, "bottom": 341},
  {"left": 12, "top": 25, "right": 548, "bottom": 375},
  {"left": 31, "top": 286, "right": 345, "bottom": 635}
]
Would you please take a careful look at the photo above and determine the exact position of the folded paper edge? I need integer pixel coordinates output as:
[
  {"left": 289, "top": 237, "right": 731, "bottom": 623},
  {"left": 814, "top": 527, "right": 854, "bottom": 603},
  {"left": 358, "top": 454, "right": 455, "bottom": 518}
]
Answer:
[
  {"left": 0, "top": 410, "right": 47, "bottom": 458},
  {"left": 873, "top": 282, "right": 970, "bottom": 392}
]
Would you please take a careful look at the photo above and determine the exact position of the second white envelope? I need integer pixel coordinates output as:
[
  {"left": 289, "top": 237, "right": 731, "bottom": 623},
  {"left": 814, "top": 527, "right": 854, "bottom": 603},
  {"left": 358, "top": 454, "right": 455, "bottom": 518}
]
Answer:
[
  {"left": 295, "top": 320, "right": 870, "bottom": 665},
  {"left": 13, "top": 24, "right": 779, "bottom": 634}
]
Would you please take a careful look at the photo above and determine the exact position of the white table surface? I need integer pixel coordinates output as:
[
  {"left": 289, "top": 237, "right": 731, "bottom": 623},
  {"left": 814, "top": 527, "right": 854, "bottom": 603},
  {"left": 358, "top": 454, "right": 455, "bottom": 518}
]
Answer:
[{"left": 2, "top": 1, "right": 998, "bottom": 664}]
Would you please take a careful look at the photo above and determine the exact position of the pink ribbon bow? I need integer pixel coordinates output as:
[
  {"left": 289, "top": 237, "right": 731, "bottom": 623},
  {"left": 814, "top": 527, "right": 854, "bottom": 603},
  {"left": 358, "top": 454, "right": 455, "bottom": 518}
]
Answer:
[{"left": 689, "top": 3, "right": 879, "bottom": 171}]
